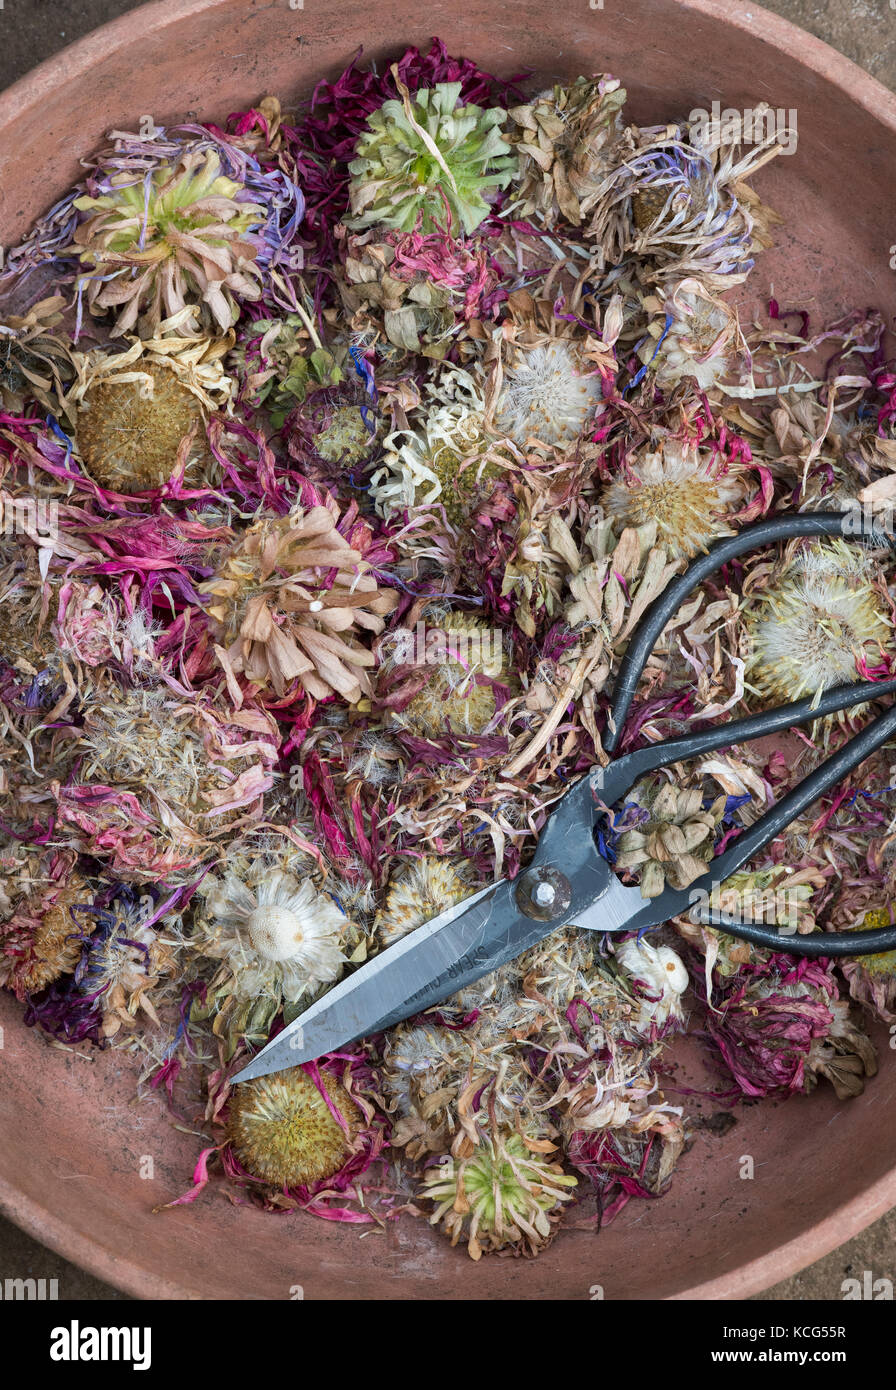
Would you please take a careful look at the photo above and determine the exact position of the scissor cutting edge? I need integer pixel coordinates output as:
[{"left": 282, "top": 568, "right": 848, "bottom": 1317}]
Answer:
[{"left": 234, "top": 512, "right": 896, "bottom": 1082}]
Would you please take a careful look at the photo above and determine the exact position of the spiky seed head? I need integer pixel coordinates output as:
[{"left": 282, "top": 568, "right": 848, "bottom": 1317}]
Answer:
[
  {"left": 605, "top": 441, "right": 744, "bottom": 558},
  {"left": 496, "top": 340, "right": 602, "bottom": 447},
  {"left": 76, "top": 361, "right": 206, "bottom": 492},
  {"left": 227, "top": 1067, "right": 359, "bottom": 1187},
  {"left": 745, "top": 541, "right": 892, "bottom": 704}
]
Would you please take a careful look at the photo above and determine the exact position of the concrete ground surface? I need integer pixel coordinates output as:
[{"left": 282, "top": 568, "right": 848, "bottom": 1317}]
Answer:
[{"left": 0, "top": 0, "right": 894, "bottom": 1302}]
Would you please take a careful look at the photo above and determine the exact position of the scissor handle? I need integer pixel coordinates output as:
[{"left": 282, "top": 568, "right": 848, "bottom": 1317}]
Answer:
[
  {"left": 604, "top": 511, "right": 893, "bottom": 753},
  {"left": 600, "top": 511, "right": 896, "bottom": 957}
]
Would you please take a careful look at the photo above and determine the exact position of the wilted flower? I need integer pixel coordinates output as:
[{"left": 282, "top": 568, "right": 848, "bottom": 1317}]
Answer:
[
  {"left": 615, "top": 937, "right": 689, "bottom": 1031},
  {"left": 386, "top": 612, "right": 509, "bottom": 738},
  {"left": 0, "top": 295, "right": 73, "bottom": 413},
  {"left": 422, "top": 1128, "right": 577, "bottom": 1258},
  {"left": 201, "top": 503, "right": 398, "bottom": 704},
  {"left": 840, "top": 909, "right": 896, "bottom": 1025},
  {"left": 744, "top": 541, "right": 893, "bottom": 706},
  {"left": 337, "top": 225, "right": 496, "bottom": 361},
  {"left": 612, "top": 777, "right": 727, "bottom": 898},
  {"left": 561, "top": 514, "right": 683, "bottom": 688},
  {"left": 77, "top": 893, "right": 176, "bottom": 1040},
  {"left": 231, "top": 307, "right": 347, "bottom": 430},
  {"left": 58, "top": 685, "right": 277, "bottom": 881},
  {"left": 593, "top": 121, "right": 780, "bottom": 288},
  {"left": 71, "top": 149, "right": 265, "bottom": 334},
  {"left": 0, "top": 856, "right": 88, "bottom": 1000},
  {"left": 604, "top": 439, "right": 746, "bottom": 558},
  {"left": 382, "top": 1021, "right": 469, "bottom": 1156},
  {"left": 63, "top": 321, "right": 235, "bottom": 493},
  {"left": 227, "top": 1066, "right": 360, "bottom": 1187},
  {"left": 645, "top": 278, "right": 740, "bottom": 391},
  {"left": 707, "top": 959, "right": 877, "bottom": 1101},
  {"left": 495, "top": 339, "right": 602, "bottom": 447},
  {"left": 506, "top": 74, "right": 626, "bottom": 228},
  {"left": 371, "top": 366, "right": 506, "bottom": 521},
  {"left": 347, "top": 78, "right": 515, "bottom": 235}
]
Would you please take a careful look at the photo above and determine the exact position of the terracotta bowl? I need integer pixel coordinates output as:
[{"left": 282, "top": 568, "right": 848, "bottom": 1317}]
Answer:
[{"left": 1, "top": 0, "right": 895, "bottom": 1301}]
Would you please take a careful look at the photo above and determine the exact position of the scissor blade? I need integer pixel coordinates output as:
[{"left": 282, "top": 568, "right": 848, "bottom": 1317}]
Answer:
[{"left": 232, "top": 878, "right": 543, "bottom": 1082}]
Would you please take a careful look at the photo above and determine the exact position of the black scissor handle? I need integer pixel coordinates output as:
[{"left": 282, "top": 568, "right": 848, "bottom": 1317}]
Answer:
[
  {"left": 604, "top": 511, "right": 892, "bottom": 753},
  {"left": 602, "top": 512, "right": 896, "bottom": 957}
]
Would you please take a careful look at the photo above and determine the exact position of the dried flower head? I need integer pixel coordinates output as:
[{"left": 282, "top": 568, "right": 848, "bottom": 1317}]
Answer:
[
  {"left": 372, "top": 366, "right": 505, "bottom": 521},
  {"left": 71, "top": 150, "right": 264, "bottom": 334},
  {"left": 707, "top": 960, "right": 877, "bottom": 1101},
  {"left": 0, "top": 863, "right": 88, "bottom": 1000},
  {"left": 612, "top": 778, "right": 727, "bottom": 898},
  {"left": 65, "top": 327, "right": 234, "bottom": 493},
  {"left": 201, "top": 503, "right": 398, "bottom": 703},
  {"left": 196, "top": 866, "right": 349, "bottom": 1002},
  {"left": 615, "top": 936, "right": 689, "bottom": 1031},
  {"left": 496, "top": 339, "right": 602, "bottom": 447},
  {"left": 232, "top": 313, "right": 346, "bottom": 430},
  {"left": 506, "top": 75, "right": 626, "bottom": 228},
  {"left": 347, "top": 78, "right": 515, "bottom": 235},
  {"left": 391, "top": 613, "right": 508, "bottom": 738},
  {"left": 604, "top": 440, "right": 745, "bottom": 558},
  {"left": 0, "top": 295, "right": 73, "bottom": 413},
  {"left": 78, "top": 893, "right": 175, "bottom": 1040},
  {"left": 375, "top": 857, "right": 474, "bottom": 947},
  {"left": 59, "top": 685, "right": 276, "bottom": 880},
  {"left": 648, "top": 279, "right": 739, "bottom": 392},
  {"left": 840, "top": 909, "right": 896, "bottom": 1025},
  {"left": 422, "top": 1129, "right": 577, "bottom": 1258},
  {"left": 338, "top": 226, "right": 496, "bottom": 362},
  {"left": 227, "top": 1066, "right": 359, "bottom": 1187},
  {"left": 744, "top": 541, "right": 892, "bottom": 705}
]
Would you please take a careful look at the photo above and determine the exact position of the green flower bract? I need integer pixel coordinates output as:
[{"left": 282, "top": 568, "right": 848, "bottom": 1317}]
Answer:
[{"left": 347, "top": 82, "right": 515, "bottom": 235}]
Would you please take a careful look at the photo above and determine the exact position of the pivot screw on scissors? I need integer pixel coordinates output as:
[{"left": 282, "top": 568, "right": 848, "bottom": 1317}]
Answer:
[{"left": 234, "top": 512, "right": 896, "bottom": 1082}]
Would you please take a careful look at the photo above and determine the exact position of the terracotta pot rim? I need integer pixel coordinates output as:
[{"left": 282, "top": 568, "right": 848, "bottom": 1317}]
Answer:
[
  {"left": 1, "top": 0, "right": 896, "bottom": 137},
  {"left": 1, "top": 0, "right": 895, "bottom": 1300}
]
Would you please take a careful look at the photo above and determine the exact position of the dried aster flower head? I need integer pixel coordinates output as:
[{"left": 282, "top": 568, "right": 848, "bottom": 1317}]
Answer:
[
  {"left": 422, "top": 1129, "right": 577, "bottom": 1259},
  {"left": 65, "top": 325, "right": 234, "bottom": 493},
  {"left": 604, "top": 439, "right": 745, "bottom": 558},
  {"left": 227, "top": 1066, "right": 359, "bottom": 1187},
  {"left": 347, "top": 76, "right": 515, "bottom": 235},
  {"left": 495, "top": 339, "right": 602, "bottom": 447},
  {"left": 375, "top": 856, "right": 474, "bottom": 947},
  {"left": 506, "top": 74, "right": 626, "bottom": 228},
  {"left": 613, "top": 777, "right": 727, "bottom": 898},
  {"left": 201, "top": 503, "right": 398, "bottom": 703},
  {"left": 71, "top": 149, "right": 264, "bottom": 335},
  {"left": 744, "top": 541, "right": 892, "bottom": 705}
]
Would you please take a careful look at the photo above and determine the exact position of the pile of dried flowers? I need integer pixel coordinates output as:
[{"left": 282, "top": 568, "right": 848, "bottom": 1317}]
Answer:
[{"left": 1, "top": 41, "right": 895, "bottom": 1261}]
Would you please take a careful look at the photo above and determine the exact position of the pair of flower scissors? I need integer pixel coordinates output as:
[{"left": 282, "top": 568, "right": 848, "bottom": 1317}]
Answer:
[{"left": 235, "top": 511, "right": 896, "bottom": 1083}]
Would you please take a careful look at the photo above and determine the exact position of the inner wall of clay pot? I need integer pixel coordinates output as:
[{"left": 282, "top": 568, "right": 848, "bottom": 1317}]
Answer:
[{"left": 0, "top": 0, "right": 895, "bottom": 1300}]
